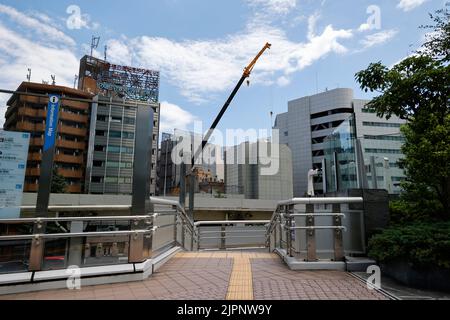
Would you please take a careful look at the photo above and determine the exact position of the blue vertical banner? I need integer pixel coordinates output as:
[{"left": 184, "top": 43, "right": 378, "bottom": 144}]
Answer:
[{"left": 43, "top": 95, "right": 60, "bottom": 152}]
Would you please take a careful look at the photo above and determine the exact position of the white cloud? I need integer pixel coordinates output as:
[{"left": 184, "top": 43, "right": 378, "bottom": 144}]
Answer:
[
  {"left": 246, "top": 0, "right": 297, "bottom": 15},
  {"left": 397, "top": 0, "right": 429, "bottom": 12},
  {"left": 360, "top": 29, "right": 398, "bottom": 49},
  {"left": 160, "top": 101, "right": 198, "bottom": 133},
  {"left": 107, "top": 15, "right": 352, "bottom": 103},
  {"left": 0, "top": 22, "right": 79, "bottom": 126},
  {"left": 0, "top": 4, "right": 76, "bottom": 46}
]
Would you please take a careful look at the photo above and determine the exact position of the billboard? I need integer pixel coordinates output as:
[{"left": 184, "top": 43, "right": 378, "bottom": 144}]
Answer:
[{"left": 0, "top": 131, "right": 30, "bottom": 218}]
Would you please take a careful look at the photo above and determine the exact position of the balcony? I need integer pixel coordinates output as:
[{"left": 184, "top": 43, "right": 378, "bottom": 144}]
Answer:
[
  {"left": 26, "top": 168, "right": 41, "bottom": 176},
  {"left": 17, "top": 107, "right": 46, "bottom": 118},
  {"left": 58, "top": 124, "right": 87, "bottom": 137},
  {"left": 16, "top": 122, "right": 45, "bottom": 132},
  {"left": 24, "top": 183, "right": 39, "bottom": 192},
  {"left": 57, "top": 139, "right": 85, "bottom": 150},
  {"left": 19, "top": 95, "right": 48, "bottom": 105},
  {"left": 67, "top": 184, "right": 82, "bottom": 193},
  {"left": 28, "top": 153, "right": 42, "bottom": 161},
  {"left": 54, "top": 154, "right": 84, "bottom": 165},
  {"left": 59, "top": 111, "right": 88, "bottom": 124},
  {"left": 61, "top": 99, "right": 89, "bottom": 111},
  {"left": 58, "top": 169, "right": 84, "bottom": 179}
]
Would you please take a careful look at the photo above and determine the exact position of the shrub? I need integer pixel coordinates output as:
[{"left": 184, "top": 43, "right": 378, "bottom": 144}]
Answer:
[{"left": 368, "top": 222, "right": 450, "bottom": 270}]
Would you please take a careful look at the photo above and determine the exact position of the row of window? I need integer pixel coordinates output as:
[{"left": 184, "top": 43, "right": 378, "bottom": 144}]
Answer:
[
  {"left": 365, "top": 148, "right": 403, "bottom": 154},
  {"left": 362, "top": 122, "right": 402, "bottom": 128},
  {"left": 97, "top": 115, "right": 136, "bottom": 125},
  {"left": 310, "top": 108, "right": 353, "bottom": 120},
  {"left": 91, "top": 176, "right": 133, "bottom": 184},
  {"left": 93, "top": 161, "right": 133, "bottom": 169},
  {"left": 364, "top": 135, "right": 405, "bottom": 142},
  {"left": 108, "top": 145, "right": 134, "bottom": 154}
]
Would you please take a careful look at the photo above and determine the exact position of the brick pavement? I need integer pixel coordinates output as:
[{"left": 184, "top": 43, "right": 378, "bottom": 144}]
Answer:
[{"left": 0, "top": 251, "right": 387, "bottom": 300}]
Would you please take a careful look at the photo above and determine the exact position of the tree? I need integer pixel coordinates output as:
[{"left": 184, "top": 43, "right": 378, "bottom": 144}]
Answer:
[
  {"left": 355, "top": 6, "right": 450, "bottom": 220},
  {"left": 51, "top": 167, "right": 68, "bottom": 194}
]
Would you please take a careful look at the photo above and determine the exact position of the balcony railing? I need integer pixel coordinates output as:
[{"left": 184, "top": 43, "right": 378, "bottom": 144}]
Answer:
[{"left": 54, "top": 153, "right": 84, "bottom": 164}]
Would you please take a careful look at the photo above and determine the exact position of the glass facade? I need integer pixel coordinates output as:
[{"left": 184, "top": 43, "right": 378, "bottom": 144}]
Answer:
[{"left": 323, "top": 115, "right": 358, "bottom": 193}]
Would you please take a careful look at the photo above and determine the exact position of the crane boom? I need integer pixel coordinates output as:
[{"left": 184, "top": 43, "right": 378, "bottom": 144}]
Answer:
[
  {"left": 187, "top": 42, "right": 271, "bottom": 217},
  {"left": 191, "top": 42, "right": 272, "bottom": 166}
]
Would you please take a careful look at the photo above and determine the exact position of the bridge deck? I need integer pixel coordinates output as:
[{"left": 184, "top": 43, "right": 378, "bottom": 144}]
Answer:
[{"left": 1, "top": 251, "right": 387, "bottom": 300}]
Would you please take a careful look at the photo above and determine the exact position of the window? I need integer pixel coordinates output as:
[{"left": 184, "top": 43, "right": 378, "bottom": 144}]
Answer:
[
  {"left": 97, "top": 115, "right": 107, "bottom": 121},
  {"left": 361, "top": 108, "right": 376, "bottom": 114},
  {"left": 110, "top": 116, "right": 122, "bottom": 123},
  {"left": 108, "top": 145, "right": 121, "bottom": 153},
  {"left": 124, "top": 117, "right": 135, "bottom": 125},
  {"left": 284, "top": 131, "right": 288, "bottom": 137},
  {"left": 91, "top": 176, "right": 103, "bottom": 183},
  {"left": 123, "top": 132, "right": 135, "bottom": 139},
  {"left": 363, "top": 122, "right": 402, "bottom": 128},
  {"left": 118, "top": 177, "right": 132, "bottom": 184},
  {"left": 96, "top": 130, "right": 106, "bottom": 137},
  {"left": 105, "top": 177, "right": 118, "bottom": 183},
  {"left": 107, "top": 161, "right": 120, "bottom": 168},
  {"left": 109, "top": 131, "right": 122, "bottom": 138},
  {"left": 94, "top": 145, "right": 106, "bottom": 152},
  {"left": 93, "top": 161, "right": 103, "bottom": 167}
]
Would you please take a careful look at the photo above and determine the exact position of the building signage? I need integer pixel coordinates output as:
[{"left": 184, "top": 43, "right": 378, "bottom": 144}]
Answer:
[
  {"left": 0, "top": 131, "right": 30, "bottom": 218},
  {"left": 43, "top": 95, "right": 60, "bottom": 152}
]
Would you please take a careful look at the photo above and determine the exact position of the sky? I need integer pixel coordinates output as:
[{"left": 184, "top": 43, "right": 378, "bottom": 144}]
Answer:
[{"left": 0, "top": 0, "right": 446, "bottom": 138}]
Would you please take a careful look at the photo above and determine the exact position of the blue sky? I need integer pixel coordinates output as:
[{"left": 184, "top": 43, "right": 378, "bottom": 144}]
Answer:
[{"left": 0, "top": 0, "right": 446, "bottom": 135}]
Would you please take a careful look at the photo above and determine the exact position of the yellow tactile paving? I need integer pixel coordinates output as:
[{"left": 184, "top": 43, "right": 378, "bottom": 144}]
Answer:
[{"left": 226, "top": 256, "right": 254, "bottom": 300}]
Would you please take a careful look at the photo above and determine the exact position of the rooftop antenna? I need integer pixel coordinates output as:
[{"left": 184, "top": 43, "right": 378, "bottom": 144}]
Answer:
[
  {"left": 104, "top": 45, "right": 108, "bottom": 61},
  {"left": 51, "top": 75, "right": 56, "bottom": 86},
  {"left": 74, "top": 75, "right": 79, "bottom": 89},
  {"left": 26, "top": 68, "right": 31, "bottom": 82},
  {"left": 42, "top": 80, "right": 49, "bottom": 85},
  {"left": 90, "top": 36, "right": 100, "bottom": 57}
]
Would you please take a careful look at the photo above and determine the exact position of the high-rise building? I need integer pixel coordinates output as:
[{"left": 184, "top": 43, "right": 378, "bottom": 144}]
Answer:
[
  {"left": 78, "top": 55, "right": 161, "bottom": 196},
  {"left": 84, "top": 96, "right": 160, "bottom": 195},
  {"left": 274, "top": 88, "right": 406, "bottom": 196},
  {"left": 3, "top": 82, "right": 93, "bottom": 193},
  {"left": 224, "top": 141, "right": 293, "bottom": 200}
]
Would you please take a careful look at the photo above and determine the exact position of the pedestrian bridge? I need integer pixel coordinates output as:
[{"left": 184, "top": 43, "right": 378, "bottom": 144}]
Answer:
[{"left": 0, "top": 197, "right": 391, "bottom": 300}]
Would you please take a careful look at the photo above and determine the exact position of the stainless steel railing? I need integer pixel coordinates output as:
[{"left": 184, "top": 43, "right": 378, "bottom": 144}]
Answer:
[
  {"left": 194, "top": 220, "right": 270, "bottom": 250},
  {"left": 266, "top": 197, "right": 364, "bottom": 261},
  {"left": 0, "top": 197, "right": 197, "bottom": 274}
]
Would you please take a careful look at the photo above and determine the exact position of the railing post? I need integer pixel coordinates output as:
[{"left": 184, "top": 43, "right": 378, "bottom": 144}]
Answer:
[
  {"left": 306, "top": 204, "right": 317, "bottom": 262},
  {"left": 333, "top": 204, "right": 344, "bottom": 261},
  {"left": 220, "top": 224, "right": 226, "bottom": 250},
  {"left": 181, "top": 220, "right": 186, "bottom": 249},
  {"left": 190, "top": 226, "right": 194, "bottom": 251},
  {"left": 287, "top": 205, "right": 294, "bottom": 257},
  {"left": 278, "top": 208, "right": 283, "bottom": 249},
  {"left": 28, "top": 220, "right": 44, "bottom": 271},
  {"left": 173, "top": 211, "right": 178, "bottom": 245},
  {"left": 285, "top": 206, "right": 291, "bottom": 257}
]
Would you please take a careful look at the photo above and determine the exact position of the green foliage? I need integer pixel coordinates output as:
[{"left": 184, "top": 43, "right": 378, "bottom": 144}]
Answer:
[
  {"left": 368, "top": 222, "right": 450, "bottom": 270},
  {"left": 51, "top": 167, "right": 68, "bottom": 194}
]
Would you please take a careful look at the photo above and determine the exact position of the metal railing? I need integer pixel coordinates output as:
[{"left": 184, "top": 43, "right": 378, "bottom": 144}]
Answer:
[
  {"left": 266, "top": 197, "right": 364, "bottom": 261},
  {"left": 195, "top": 220, "right": 270, "bottom": 250},
  {"left": 0, "top": 197, "right": 196, "bottom": 274}
]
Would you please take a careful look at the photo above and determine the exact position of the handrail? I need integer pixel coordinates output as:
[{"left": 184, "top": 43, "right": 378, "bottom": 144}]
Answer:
[
  {"left": 194, "top": 220, "right": 270, "bottom": 227},
  {"left": 0, "top": 229, "right": 154, "bottom": 241},
  {"left": 0, "top": 215, "right": 152, "bottom": 224},
  {"left": 266, "top": 197, "right": 364, "bottom": 260}
]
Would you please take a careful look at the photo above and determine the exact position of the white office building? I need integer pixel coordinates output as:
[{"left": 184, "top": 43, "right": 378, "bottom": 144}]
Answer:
[{"left": 274, "top": 88, "right": 406, "bottom": 196}]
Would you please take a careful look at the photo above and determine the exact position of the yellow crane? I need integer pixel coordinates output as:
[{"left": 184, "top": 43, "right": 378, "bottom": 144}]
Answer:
[{"left": 187, "top": 42, "right": 272, "bottom": 215}]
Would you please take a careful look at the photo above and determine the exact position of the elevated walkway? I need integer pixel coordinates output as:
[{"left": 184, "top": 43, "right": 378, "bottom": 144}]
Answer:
[{"left": 1, "top": 251, "right": 388, "bottom": 300}]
